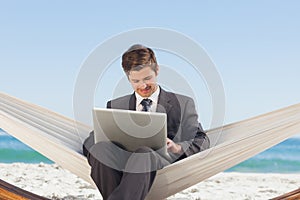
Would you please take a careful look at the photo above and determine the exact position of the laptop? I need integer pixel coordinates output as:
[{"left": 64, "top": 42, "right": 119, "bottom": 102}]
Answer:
[{"left": 93, "top": 108, "right": 171, "bottom": 160}]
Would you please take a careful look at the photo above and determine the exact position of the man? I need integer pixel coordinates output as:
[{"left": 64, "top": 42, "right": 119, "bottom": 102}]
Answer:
[{"left": 83, "top": 44, "right": 210, "bottom": 200}]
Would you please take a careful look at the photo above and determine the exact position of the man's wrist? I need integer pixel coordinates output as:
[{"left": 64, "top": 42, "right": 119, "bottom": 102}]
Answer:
[{"left": 176, "top": 144, "right": 184, "bottom": 154}]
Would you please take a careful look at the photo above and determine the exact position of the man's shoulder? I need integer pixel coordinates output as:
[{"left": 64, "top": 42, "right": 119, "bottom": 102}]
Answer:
[
  {"left": 107, "top": 94, "right": 133, "bottom": 109},
  {"left": 162, "top": 89, "right": 193, "bottom": 102},
  {"left": 110, "top": 94, "right": 132, "bottom": 102}
]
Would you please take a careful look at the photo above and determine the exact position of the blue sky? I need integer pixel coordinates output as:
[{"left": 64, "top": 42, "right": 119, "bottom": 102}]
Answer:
[{"left": 1, "top": 1, "right": 300, "bottom": 133}]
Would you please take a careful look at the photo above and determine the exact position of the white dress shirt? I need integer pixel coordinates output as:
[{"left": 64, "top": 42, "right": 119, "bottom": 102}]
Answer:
[{"left": 135, "top": 86, "right": 160, "bottom": 112}]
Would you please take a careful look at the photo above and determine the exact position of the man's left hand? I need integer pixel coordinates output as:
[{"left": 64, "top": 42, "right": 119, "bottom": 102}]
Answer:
[{"left": 166, "top": 138, "right": 183, "bottom": 154}]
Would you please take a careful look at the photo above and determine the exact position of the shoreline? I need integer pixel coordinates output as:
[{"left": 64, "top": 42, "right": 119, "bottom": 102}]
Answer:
[{"left": 0, "top": 163, "right": 299, "bottom": 200}]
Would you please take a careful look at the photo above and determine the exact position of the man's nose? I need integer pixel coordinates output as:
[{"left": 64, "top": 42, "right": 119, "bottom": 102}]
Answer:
[{"left": 138, "top": 81, "right": 147, "bottom": 88}]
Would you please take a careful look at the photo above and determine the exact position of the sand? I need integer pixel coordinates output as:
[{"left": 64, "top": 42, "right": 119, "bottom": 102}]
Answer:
[{"left": 0, "top": 163, "right": 299, "bottom": 200}]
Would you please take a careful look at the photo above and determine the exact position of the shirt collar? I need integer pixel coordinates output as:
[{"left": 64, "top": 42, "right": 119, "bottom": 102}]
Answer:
[{"left": 135, "top": 86, "right": 160, "bottom": 104}]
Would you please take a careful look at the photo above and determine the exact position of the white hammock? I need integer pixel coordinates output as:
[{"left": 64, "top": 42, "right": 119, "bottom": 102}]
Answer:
[{"left": 1, "top": 92, "right": 299, "bottom": 200}]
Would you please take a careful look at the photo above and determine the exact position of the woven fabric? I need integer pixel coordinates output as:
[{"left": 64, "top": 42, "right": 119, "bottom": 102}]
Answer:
[{"left": 1, "top": 92, "right": 300, "bottom": 199}]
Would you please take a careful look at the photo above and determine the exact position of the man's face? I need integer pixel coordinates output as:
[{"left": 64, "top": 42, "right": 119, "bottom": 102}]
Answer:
[{"left": 128, "top": 66, "right": 159, "bottom": 98}]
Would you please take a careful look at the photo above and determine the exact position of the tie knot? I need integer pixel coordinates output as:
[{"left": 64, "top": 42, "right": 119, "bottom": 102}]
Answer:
[{"left": 140, "top": 98, "right": 152, "bottom": 112}]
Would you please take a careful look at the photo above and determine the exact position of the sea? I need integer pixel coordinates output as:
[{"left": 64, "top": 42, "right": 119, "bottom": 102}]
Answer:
[{"left": 0, "top": 128, "right": 299, "bottom": 173}]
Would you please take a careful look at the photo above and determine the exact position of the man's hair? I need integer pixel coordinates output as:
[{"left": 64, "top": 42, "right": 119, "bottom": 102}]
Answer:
[{"left": 121, "top": 44, "right": 158, "bottom": 75}]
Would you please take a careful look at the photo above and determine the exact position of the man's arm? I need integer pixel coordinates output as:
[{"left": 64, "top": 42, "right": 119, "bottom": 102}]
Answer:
[{"left": 176, "top": 97, "right": 210, "bottom": 158}]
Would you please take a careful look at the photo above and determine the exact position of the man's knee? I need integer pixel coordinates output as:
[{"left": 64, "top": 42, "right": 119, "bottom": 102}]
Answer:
[
  {"left": 134, "top": 146, "right": 154, "bottom": 153},
  {"left": 82, "top": 131, "right": 95, "bottom": 156},
  {"left": 88, "top": 141, "right": 130, "bottom": 171}
]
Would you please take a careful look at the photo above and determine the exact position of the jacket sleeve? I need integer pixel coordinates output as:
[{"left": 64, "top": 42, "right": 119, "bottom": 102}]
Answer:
[{"left": 177, "top": 98, "right": 210, "bottom": 158}]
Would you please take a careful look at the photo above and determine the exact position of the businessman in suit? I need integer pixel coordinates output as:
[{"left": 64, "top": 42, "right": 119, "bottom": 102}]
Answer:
[{"left": 83, "top": 44, "right": 210, "bottom": 200}]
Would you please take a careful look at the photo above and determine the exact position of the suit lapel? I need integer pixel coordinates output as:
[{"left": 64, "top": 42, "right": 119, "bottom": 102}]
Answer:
[
  {"left": 157, "top": 88, "right": 173, "bottom": 113},
  {"left": 129, "top": 93, "right": 136, "bottom": 110}
]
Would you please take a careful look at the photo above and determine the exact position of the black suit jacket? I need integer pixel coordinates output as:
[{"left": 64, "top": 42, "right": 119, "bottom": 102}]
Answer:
[{"left": 106, "top": 87, "right": 210, "bottom": 159}]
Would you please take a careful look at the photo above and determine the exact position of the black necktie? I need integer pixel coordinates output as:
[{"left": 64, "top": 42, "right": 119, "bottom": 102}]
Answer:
[{"left": 140, "top": 99, "right": 152, "bottom": 112}]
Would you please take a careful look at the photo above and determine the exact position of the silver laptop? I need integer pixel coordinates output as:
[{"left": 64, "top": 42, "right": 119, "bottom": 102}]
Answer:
[{"left": 93, "top": 108, "right": 171, "bottom": 160}]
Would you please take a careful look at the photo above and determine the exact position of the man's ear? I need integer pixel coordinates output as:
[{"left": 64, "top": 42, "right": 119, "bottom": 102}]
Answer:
[
  {"left": 155, "top": 65, "right": 160, "bottom": 75},
  {"left": 126, "top": 71, "right": 130, "bottom": 80}
]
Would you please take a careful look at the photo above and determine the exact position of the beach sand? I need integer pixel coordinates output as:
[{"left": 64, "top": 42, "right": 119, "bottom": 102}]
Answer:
[{"left": 0, "top": 163, "right": 299, "bottom": 200}]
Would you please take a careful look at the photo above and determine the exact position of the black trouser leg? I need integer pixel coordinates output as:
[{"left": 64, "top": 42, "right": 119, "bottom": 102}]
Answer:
[
  {"left": 88, "top": 153, "right": 122, "bottom": 200},
  {"left": 86, "top": 141, "right": 170, "bottom": 200},
  {"left": 107, "top": 146, "right": 169, "bottom": 200},
  {"left": 107, "top": 171, "right": 156, "bottom": 200}
]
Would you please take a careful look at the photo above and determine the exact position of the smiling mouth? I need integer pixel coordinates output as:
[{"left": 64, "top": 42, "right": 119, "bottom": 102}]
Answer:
[{"left": 140, "top": 86, "right": 151, "bottom": 93}]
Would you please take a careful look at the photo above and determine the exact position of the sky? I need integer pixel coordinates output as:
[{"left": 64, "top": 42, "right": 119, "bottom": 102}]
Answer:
[{"left": 1, "top": 1, "right": 300, "bottom": 134}]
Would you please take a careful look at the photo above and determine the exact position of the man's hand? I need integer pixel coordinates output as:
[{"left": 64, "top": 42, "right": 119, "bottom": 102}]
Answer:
[{"left": 166, "top": 138, "right": 183, "bottom": 154}]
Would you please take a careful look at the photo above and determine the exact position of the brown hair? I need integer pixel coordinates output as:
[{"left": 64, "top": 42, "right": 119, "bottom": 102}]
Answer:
[{"left": 121, "top": 44, "right": 158, "bottom": 75}]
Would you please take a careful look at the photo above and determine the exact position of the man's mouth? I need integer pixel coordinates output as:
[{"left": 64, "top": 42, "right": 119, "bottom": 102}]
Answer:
[{"left": 140, "top": 86, "right": 151, "bottom": 93}]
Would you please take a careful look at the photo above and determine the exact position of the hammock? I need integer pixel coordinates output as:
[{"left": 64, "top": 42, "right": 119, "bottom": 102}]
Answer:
[
  {"left": 271, "top": 188, "right": 300, "bottom": 200},
  {"left": 1, "top": 92, "right": 300, "bottom": 200},
  {"left": 0, "top": 178, "right": 50, "bottom": 200}
]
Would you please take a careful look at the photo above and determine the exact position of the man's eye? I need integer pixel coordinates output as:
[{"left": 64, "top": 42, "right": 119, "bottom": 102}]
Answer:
[{"left": 144, "top": 76, "right": 152, "bottom": 80}]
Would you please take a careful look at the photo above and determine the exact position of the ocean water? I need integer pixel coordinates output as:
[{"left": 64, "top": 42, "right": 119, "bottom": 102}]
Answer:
[
  {"left": 0, "top": 129, "right": 299, "bottom": 173},
  {"left": 227, "top": 136, "right": 300, "bottom": 173},
  {"left": 0, "top": 129, "right": 52, "bottom": 164}
]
